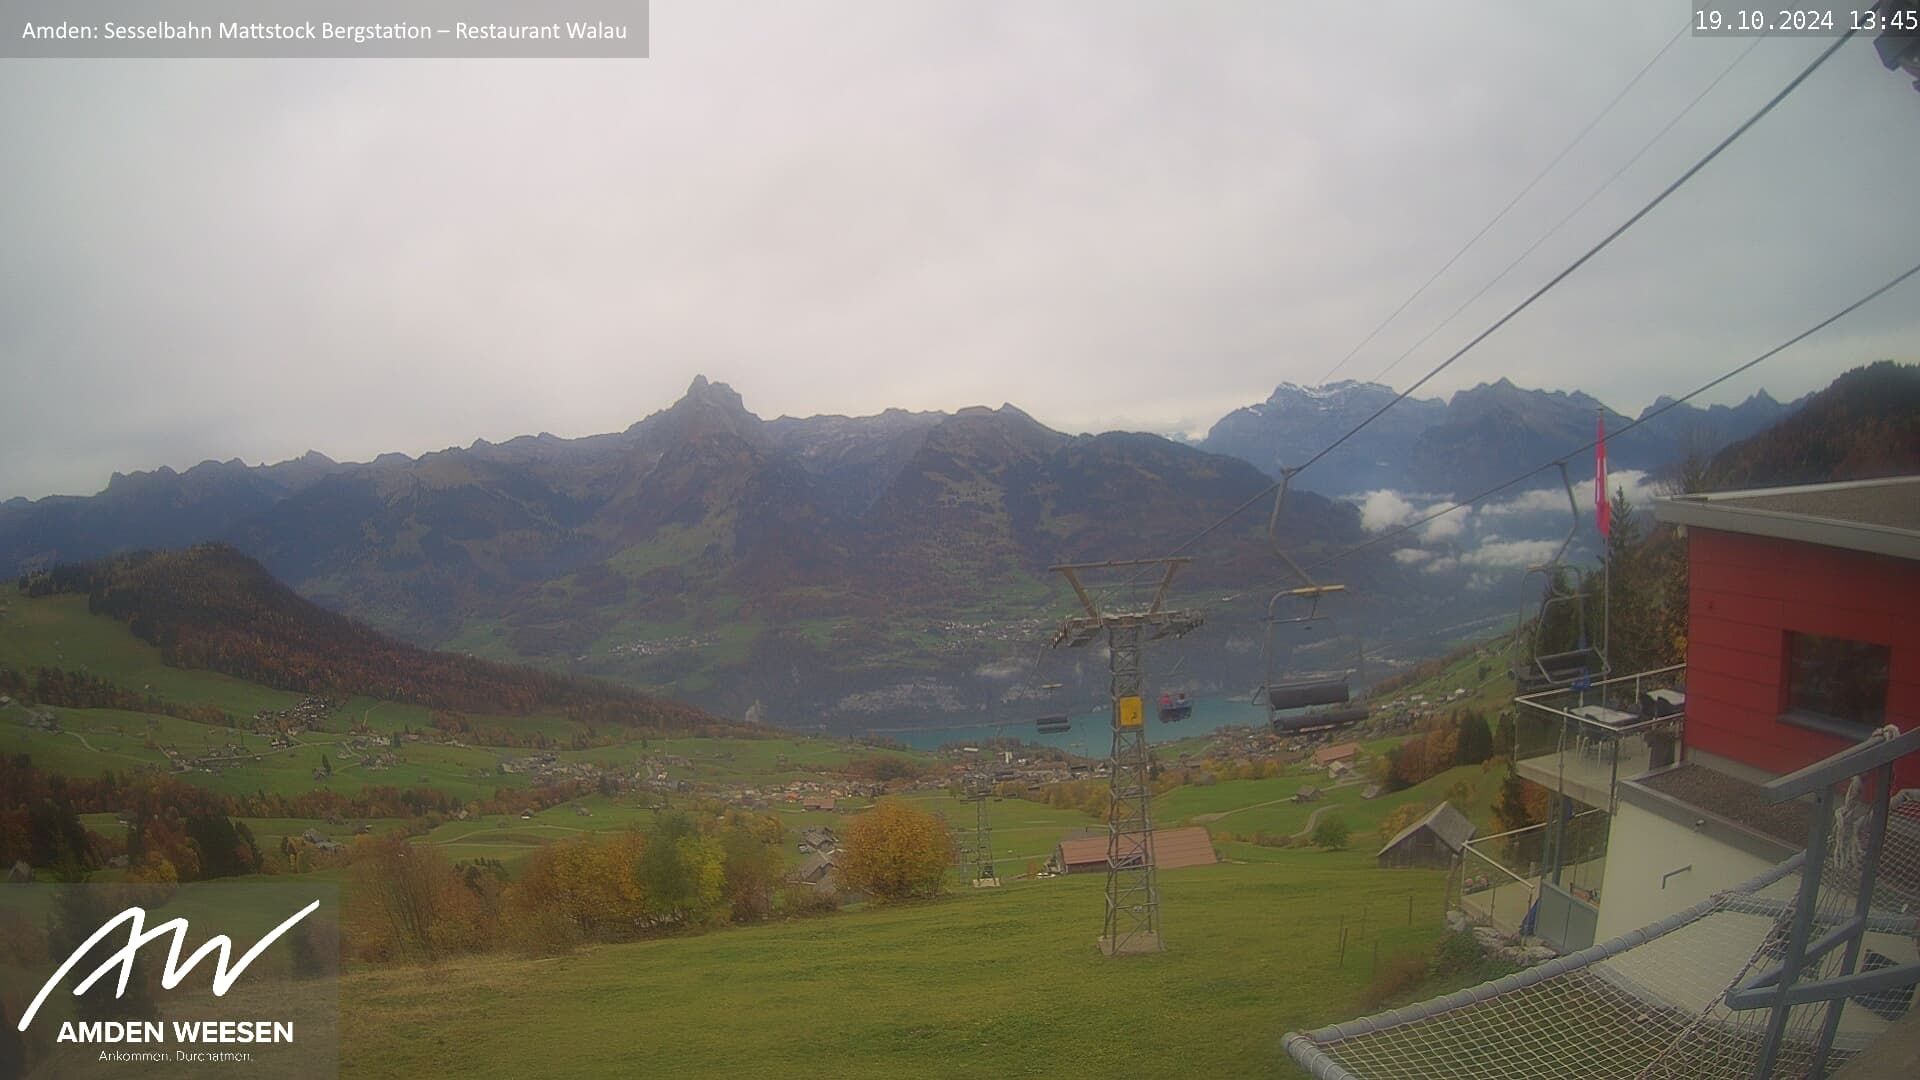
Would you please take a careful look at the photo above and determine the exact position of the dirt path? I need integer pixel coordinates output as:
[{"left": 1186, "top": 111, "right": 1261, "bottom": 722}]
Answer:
[
  {"left": 1291, "top": 803, "right": 1340, "bottom": 840},
  {"left": 1189, "top": 777, "right": 1367, "bottom": 826}
]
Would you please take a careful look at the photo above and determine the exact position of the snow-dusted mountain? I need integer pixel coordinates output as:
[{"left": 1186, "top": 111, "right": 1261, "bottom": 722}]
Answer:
[
  {"left": 1201, "top": 380, "right": 1447, "bottom": 494},
  {"left": 1202, "top": 377, "right": 1804, "bottom": 497}
]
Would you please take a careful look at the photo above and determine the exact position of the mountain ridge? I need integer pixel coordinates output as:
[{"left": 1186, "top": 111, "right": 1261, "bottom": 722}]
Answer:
[{"left": 1202, "top": 375, "right": 1809, "bottom": 496}]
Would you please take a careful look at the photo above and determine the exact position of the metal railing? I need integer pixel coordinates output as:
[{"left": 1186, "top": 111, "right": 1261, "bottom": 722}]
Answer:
[
  {"left": 1718, "top": 725, "right": 1920, "bottom": 1078},
  {"left": 1457, "top": 808, "right": 1609, "bottom": 935},
  {"left": 1514, "top": 664, "right": 1686, "bottom": 812}
]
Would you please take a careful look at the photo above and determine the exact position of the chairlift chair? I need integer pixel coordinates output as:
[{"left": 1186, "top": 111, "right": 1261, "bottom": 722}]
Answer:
[
  {"left": 1156, "top": 645, "right": 1194, "bottom": 722},
  {"left": 1253, "top": 469, "right": 1355, "bottom": 723},
  {"left": 1032, "top": 680, "right": 1071, "bottom": 733},
  {"left": 1511, "top": 463, "right": 1610, "bottom": 690}
]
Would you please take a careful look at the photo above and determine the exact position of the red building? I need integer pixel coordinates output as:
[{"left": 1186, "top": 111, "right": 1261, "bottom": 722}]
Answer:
[
  {"left": 1657, "top": 475, "right": 1920, "bottom": 788},
  {"left": 1503, "top": 475, "right": 1920, "bottom": 950}
]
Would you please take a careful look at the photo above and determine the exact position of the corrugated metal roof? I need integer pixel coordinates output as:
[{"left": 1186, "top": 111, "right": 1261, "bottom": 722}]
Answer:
[
  {"left": 1056, "top": 835, "right": 1108, "bottom": 867},
  {"left": 1655, "top": 476, "right": 1920, "bottom": 561},
  {"left": 1055, "top": 826, "right": 1218, "bottom": 870},
  {"left": 1152, "top": 826, "right": 1220, "bottom": 869}
]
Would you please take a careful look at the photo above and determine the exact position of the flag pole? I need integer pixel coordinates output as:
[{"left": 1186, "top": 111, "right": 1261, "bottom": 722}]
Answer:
[{"left": 1597, "top": 408, "right": 1610, "bottom": 676}]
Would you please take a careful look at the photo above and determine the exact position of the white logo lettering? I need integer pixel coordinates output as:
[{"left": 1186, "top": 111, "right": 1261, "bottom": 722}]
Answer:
[{"left": 18, "top": 900, "right": 319, "bottom": 1031}]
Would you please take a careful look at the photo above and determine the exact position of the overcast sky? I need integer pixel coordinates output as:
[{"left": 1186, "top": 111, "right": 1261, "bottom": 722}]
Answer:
[{"left": 3, "top": 2, "right": 1916, "bottom": 500}]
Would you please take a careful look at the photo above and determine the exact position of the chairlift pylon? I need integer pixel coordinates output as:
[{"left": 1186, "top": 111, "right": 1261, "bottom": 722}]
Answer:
[
  {"left": 1253, "top": 468, "right": 1355, "bottom": 723},
  {"left": 1511, "top": 462, "right": 1610, "bottom": 691}
]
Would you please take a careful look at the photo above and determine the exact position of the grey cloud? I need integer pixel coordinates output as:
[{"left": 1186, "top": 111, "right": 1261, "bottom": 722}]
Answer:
[{"left": 2, "top": 2, "right": 1916, "bottom": 498}]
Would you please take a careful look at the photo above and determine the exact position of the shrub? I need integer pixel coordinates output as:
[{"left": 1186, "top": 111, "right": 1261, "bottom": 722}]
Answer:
[
  {"left": 1433, "top": 929, "right": 1485, "bottom": 976},
  {"left": 1310, "top": 816, "right": 1351, "bottom": 851},
  {"left": 1357, "top": 949, "right": 1430, "bottom": 1010},
  {"left": 779, "top": 882, "right": 842, "bottom": 918}
]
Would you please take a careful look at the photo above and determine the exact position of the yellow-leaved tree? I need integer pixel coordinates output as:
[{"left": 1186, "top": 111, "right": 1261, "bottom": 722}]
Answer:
[{"left": 841, "top": 799, "right": 954, "bottom": 901}]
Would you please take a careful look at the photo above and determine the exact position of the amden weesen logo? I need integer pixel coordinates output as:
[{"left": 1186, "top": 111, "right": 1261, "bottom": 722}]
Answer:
[{"left": 17, "top": 898, "right": 321, "bottom": 1032}]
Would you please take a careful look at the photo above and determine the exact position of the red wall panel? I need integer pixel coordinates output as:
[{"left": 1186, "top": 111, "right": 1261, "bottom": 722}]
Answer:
[{"left": 1684, "top": 528, "right": 1920, "bottom": 790}]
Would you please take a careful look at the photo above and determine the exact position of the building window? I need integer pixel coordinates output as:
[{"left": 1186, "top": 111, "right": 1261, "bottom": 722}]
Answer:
[{"left": 1785, "top": 632, "right": 1889, "bottom": 729}]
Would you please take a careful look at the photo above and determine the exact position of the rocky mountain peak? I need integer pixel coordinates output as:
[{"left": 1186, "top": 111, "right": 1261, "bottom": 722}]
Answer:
[{"left": 681, "top": 374, "right": 750, "bottom": 415}]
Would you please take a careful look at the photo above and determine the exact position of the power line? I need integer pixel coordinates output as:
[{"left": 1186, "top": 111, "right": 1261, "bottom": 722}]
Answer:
[
  {"left": 1104, "top": 30, "right": 1856, "bottom": 586},
  {"left": 1296, "top": 29, "right": 1857, "bottom": 476},
  {"left": 1317, "top": 24, "right": 1689, "bottom": 385},
  {"left": 1301, "top": 257, "right": 1920, "bottom": 576},
  {"left": 1370, "top": 31, "right": 1770, "bottom": 384}
]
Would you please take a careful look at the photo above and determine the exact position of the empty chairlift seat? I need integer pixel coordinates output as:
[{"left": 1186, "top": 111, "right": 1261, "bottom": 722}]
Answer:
[
  {"left": 1266, "top": 676, "right": 1350, "bottom": 711},
  {"left": 1035, "top": 714, "right": 1071, "bottom": 734},
  {"left": 1534, "top": 646, "right": 1605, "bottom": 689},
  {"left": 1272, "top": 704, "right": 1368, "bottom": 734}
]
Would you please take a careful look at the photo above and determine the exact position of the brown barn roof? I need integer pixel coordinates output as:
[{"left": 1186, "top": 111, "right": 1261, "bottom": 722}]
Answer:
[
  {"left": 1055, "top": 826, "right": 1217, "bottom": 871},
  {"left": 1056, "top": 834, "right": 1108, "bottom": 868},
  {"left": 1151, "top": 826, "right": 1219, "bottom": 870},
  {"left": 1313, "top": 742, "right": 1361, "bottom": 766}
]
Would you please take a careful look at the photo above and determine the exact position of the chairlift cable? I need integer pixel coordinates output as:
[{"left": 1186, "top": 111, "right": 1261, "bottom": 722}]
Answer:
[
  {"left": 1317, "top": 23, "right": 1690, "bottom": 385},
  {"left": 1300, "top": 29, "right": 1856, "bottom": 475},
  {"left": 1369, "top": 30, "right": 1770, "bottom": 385},
  {"left": 1299, "top": 257, "right": 1920, "bottom": 576},
  {"left": 1097, "top": 31, "right": 1856, "bottom": 596}
]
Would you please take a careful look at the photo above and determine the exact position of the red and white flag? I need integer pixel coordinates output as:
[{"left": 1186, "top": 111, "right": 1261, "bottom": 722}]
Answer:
[{"left": 1594, "top": 414, "right": 1611, "bottom": 539}]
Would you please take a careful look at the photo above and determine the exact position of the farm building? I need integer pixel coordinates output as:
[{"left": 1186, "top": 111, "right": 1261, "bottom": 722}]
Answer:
[
  {"left": 790, "top": 852, "right": 837, "bottom": 887},
  {"left": 1052, "top": 826, "right": 1217, "bottom": 874},
  {"left": 1375, "top": 801, "right": 1474, "bottom": 869},
  {"left": 1294, "top": 785, "right": 1322, "bottom": 803},
  {"left": 1312, "top": 742, "right": 1361, "bottom": 768}
]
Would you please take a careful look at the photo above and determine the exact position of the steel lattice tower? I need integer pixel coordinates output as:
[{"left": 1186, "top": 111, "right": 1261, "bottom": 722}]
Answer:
[
  {"left": 956, "top": 773, "right": 998, "bottom": 887},
  {"left": 974, "top": 792, "right": 996, "bottom": 884},
  {"left": 1050, "top": 557, "right": 1203, "bottom": 956}
]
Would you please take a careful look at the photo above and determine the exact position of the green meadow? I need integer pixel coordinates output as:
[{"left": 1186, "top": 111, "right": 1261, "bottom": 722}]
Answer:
[{"left": 341, "top": 850, "right": 1454, "bottom": 1080}]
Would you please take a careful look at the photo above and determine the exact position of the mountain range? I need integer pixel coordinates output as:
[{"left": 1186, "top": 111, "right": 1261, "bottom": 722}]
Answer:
[
  {"left": 2, "top": 377, "right": 1389, "bottom": 724},
  {"left": 1201, "top": 378, "right": 1804, "bottom": 496},
  {"left": 3, "top": 365, "right": 1909, "bottom": 727}
]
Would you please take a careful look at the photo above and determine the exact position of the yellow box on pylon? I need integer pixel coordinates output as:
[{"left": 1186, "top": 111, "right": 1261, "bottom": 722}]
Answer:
[{"left": 1116, "top": 695, "right": 1144, "bottom": 728}]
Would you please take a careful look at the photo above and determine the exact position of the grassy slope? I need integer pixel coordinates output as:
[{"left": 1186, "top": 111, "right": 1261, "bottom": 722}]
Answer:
[
  {"left": 0, "top": 590, "right": 303, "bottom": 717},
  {"left": 1160, "top": 762, "right": 1503, "bottom": 844},
  {"left": 342, "top": 850, "right": 1450, "bottom": 1080},
  {"left": 0, "top": 585, "right": 890, "bottom": 802},
  {"left": 8, "top": 580, "right": 1533, "bottom": 1078}
]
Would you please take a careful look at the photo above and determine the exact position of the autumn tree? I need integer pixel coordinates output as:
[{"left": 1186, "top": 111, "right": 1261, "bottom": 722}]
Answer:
[
  {"left": 346, "top": 834, "right": 492, "bottom": 961},
  {"left": 1490, "top": 763, "right": 1552, "bottom": 865},
  {"left": 718, "top": 820, "right": 783, "bottom": 923},
  {"left": 1377, "top": 801, "right": 1431, "bottom": 845},
  {"left": 840, "top": 799, "right": 954, "bottom": 902},
  {"left": 635, "top": 813, "right": 724, "bottom": 927},
  {"left": 507, "top": 831, "right": 647, "bottom": 948}
]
